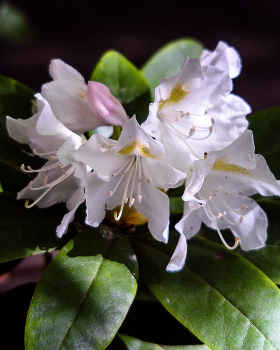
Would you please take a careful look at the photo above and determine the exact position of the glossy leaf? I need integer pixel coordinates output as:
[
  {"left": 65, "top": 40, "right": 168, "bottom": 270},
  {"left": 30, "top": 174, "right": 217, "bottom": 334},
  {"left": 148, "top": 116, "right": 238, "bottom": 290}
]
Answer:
[
  {"left": 131, "top": 233, "right": 280, "bottom": 350},
  {"left": 118, "top": 333, "right": 210, "bottom": 350},
  {"left": 142, "top": 38, "right": 203, "bottom": 100},
  {"left": 170, "top": 197, "right": 184, "bottom": 216},
  {"left": 90, "top": 51, "right": 151, "bottom": 123},
  {"left": 0, "top": 192, "right": 76, "bottom": 262},
  {"left": 25, "top": 226, "right": 138, "bottom": 350},
  {"left": 0, "top": 75, "right": 41, "bottom": 191},
  {"left": 120, "top": 296, "right": 200, "bottom": 345},
  {"left": 248, "top": 108, "right": 280, "bottom": 179}
]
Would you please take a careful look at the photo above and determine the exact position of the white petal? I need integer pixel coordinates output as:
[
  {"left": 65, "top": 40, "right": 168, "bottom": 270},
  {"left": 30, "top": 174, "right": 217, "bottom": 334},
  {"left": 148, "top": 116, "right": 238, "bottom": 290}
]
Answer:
[
  {"left": 84, "top": 172, "right": 110, "bottom": 227},
  {"left": 175, "top": 66, "right": 232, "bottom": 114},
  {"left": 175, "top": 202, "right": 203, "bottom": 239},
  {"left": 56, "top": 188, "right": 85, "bottom": 238},
  {"left": 72, "top": 134, "right": 127, "bottom": 181},
  {"left": 49, "top": 59, "right": 85, "bottom": 83},
  {"left": 166, "top": 232, "right": 187, "bottom": 271},
  {"left": 208, "top": 94, "right": 250, "bottom": 136},
  {"left": 158, "top": 57, "right": 204, "bottom": 101},
  {"left": 134, "top": 184, "right": 170, "bottom": 243},
  {"left": 41, "top": 81, "right": 103, "bottom": 134},
  {"left": 35, "top": 94, "right": 79, "bottom": 141},
  {"left": 6, "top": 115, "right": 63, "bottom": 157},
  {"left": 143, "top": 156, "right": 186, "bottom": 190},
  {"left": 230, "top": 203, "right": 268, "bottom": 250},
  {"left": 200, "top": 41, "right": 242, "bottom": 79}
]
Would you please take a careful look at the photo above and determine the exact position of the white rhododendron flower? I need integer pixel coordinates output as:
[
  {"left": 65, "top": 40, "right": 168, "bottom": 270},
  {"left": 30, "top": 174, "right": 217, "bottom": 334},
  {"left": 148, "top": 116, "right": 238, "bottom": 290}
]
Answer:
[
  {"left": 73, "top": 116, "right": 186, "bottom": 244},
  {"left": 142, "top": 55, "right": 250, "bottom": 172},
  {"left": 41, "top": 59, "right": 128, "bottom": 134},
  {"left": 6, "top": 94, "right": 88, "bottom": 237},
  {"left": 167, "top": 130, "right": 280, "bottom": 271},
  {"left": 200, "top": 41, "right": 242, "bottom": 79}
]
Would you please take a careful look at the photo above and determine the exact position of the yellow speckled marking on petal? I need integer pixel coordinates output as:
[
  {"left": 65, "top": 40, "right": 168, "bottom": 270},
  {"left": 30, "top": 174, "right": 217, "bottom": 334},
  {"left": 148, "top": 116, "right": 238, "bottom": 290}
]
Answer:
[
  {"left": 158, "top": 82, "right": 190, "bottom": 110},
  {"left": 211, "top": 156, "right": 250, "bottom": 174},
  {"left": 118, "top": 138, "right": 163, "bottom": 159}
]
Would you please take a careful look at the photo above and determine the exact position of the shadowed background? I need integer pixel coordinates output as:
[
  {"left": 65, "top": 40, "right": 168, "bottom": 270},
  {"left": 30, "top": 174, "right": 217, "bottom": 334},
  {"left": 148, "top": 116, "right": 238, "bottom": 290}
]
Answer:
[{"left": 0, "top": 0, "right": 280, "bottom": 112}]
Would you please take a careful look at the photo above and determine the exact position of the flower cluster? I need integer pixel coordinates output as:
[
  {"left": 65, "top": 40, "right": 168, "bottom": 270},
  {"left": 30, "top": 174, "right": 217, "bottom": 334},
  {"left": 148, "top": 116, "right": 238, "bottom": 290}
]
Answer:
[{"left": 7, "top": 42, "right": 280, "bottom": 270}]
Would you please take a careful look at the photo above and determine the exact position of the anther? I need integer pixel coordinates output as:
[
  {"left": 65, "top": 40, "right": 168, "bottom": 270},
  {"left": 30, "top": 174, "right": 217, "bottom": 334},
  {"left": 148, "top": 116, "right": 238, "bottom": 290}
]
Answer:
[
  {"left": 33, "top": 149, "right": 37, "bottom": 155},
  {"left": 238, "top": 190, "right": 242, "bottom": 195},
  {"left": 27, "top": 166, "right": 32, "bottom": 170},
  {"left": 204, "top": 152, "right": 207, "bottom": 159},
  {"left": 189, "top": 126, "right": 196, "bottom": 136},
  {"left": 239, "top": 216, "right": 244, "bottom": 223},
  {"left": 147, "top": 178, "right": 151, "bottom": 183},
  {"left": 112, "top": 173, "right": 116, "bottom": 177},
  {"left": 207, "top": 196, "right": 212, "bottom": 201},
  {"left": 245, "top": 206, "right": 249, "bottom": 213},
  {"left": 137, "top": 195, "right": 142, "bottom": 203},
  {"left": 205, "top": 110, "right": 208, "bottom": 115},
  {"left": 21, "top": 164, "right": 25, "bottom": 171},
  {"left": 124, "top": 198, "right": 128, "bottom": 203},
  {"left": 108, "top": 191, "right": 113, "bottom": 196},
  {"left": 62, "top": 170, "right": 66, "bottom": 174},
  {"left": 129, "top": 198, "right": 135, "bottom": 207}
]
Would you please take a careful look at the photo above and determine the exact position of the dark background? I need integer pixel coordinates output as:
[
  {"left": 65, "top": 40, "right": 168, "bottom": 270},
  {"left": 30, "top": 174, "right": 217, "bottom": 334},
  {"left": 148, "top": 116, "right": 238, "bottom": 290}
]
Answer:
[{"left": 1, "top": 0, "right": 280, "bottom": 113}]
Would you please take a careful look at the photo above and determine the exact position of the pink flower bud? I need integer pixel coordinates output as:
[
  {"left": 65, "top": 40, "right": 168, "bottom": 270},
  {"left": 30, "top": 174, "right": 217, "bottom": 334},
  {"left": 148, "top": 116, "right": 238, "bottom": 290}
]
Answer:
[{"left": 87, "top": 81, "right": 128, "bottom": 127}]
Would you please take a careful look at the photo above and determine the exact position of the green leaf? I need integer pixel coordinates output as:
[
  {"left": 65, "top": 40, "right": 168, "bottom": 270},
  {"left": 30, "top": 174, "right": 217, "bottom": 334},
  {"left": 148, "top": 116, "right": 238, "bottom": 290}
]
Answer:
[
  {"left": 118, "top": 333, "right": 210, "bottom": 350},
  {"left": 142, "top": 38, "right": 203, "bottom": 100},
  {"left": 248, "top": 108, "right": 280, "bottom": 179},
  {"left": 25, "top": 226, "right": 138, "bottom": 350},
  {"left": 0, "top": 192, "right": 77, "bottom": 262},
  {"left": 170, "top": 197, "right": 184, "bottom": 216},
  {"left": 131, "top": 233, "right": 280, "bottom": 350},
  {"left": 237, "top": 198, "right": 280, "bottom": 284},
  {"left": 0, "top": 75, "right": 42, "bottom": 191},
  {"left": 0, "top": 2, "right": 37, "bottom": 44},
  {"left": 91, "top": 51, "right": 151, "bottom": 123}
]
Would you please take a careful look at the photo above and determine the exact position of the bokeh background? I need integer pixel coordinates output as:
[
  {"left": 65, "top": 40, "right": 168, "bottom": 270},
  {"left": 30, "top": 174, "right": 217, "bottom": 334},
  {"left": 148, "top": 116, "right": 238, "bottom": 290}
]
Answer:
[{"left": 1, "top": 0, "right": 280, "bottom": 112}]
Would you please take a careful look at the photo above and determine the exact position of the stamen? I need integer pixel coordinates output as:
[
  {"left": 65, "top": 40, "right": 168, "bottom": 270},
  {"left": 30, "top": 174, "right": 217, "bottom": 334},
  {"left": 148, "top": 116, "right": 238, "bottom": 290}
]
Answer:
[
  {"left": 215, "top": 221, "right": 239, "bottom": 250},
  {"left": 21, "top": 161, "right": 63, "bottom": 173},
  {"left": 32, "top": 149, "right": 57, "bottom": 156},
  {"left": 29, "top": 166, "right": 75, "bottom": 191},
  {"left": 24, "top": 186, "right": 54, "bottom": 208},
  {"left": 108, "top": 158, "right": 134, "bottom": 197},
  {"left": 114, "top": 164, "right": 135, "bottom": 221}
]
